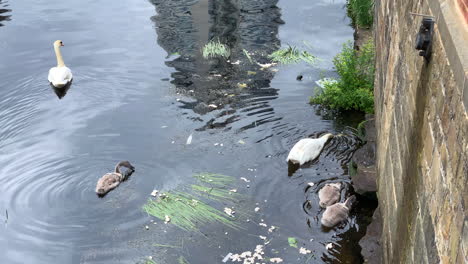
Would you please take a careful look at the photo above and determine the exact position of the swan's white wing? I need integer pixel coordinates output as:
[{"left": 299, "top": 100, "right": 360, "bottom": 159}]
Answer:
[
  {"left": 287, "top": 138, "right": 313, "bottom": 164},
  {"left": 48, "top": 66, "right": 72, "bottom": 87},
  {"left": 303, "top": 139, "right": 323, "bottom": 162}
]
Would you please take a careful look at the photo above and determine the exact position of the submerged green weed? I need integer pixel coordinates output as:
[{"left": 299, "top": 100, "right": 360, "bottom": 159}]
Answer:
[
  {"left": 269, "top": 46, "right": 318, "bottom": 65},
  {"left": 178, "top": 256, "right": 189, "bottom": 264},
  {"left": 193, "top": 172, "right": 235, "bottom": 186},
  {"left": 143, "top": 173, "right": 242, "bottom": 232},
  {"left": 202, "top": 40, "right": 230, "bottom": 59},
  {"left": 143, "top": 191, "right": 239, "bottom": 231},
  {"left": 191, "top": 185, "right": 240, "bottom": 203},
  {"left": 243, "top": 49, "right": 254, "bottom": 64}
]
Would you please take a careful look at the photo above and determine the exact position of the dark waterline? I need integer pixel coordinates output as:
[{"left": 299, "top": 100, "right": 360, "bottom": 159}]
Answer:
[{"left": 0, "top": 0, "right": 375, "bottom": 263}]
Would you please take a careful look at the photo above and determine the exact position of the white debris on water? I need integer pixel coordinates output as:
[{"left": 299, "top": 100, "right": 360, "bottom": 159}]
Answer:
[
  {"left": 229, "top": 245, "right": 266, "bottom": 264},
  {"left": 208, "top": 104, "right": 218, "bottom": 109},
  {"left": 240, "top": 177, "right": 251, "bottom": 183},
  {"left": 326, "top": 243, "right": 333, "bottom": 250},
  {"left": 299, "top": 247, "right": 311, "bottom": 254},
  {"left": 259, "top": 235, "right": 267, "bottom": 240},
  {"left": 259, "top": 223, "right": 267, "bottom": 227},
  {"left": 224, "top": 207, "right": 235, "bottom": 217},
  {"left": 307, "top": 182, "right": 315, "bottom": 187},
  {"left": 229, "top": 189, "right": 237, "bottom": 193},
  {"left": 186, "top": 133, "right": 193, "bottom": 145},
  {"left": 150, "top": 190, "right": 159, "bottom": 197},
  {"left": 222, "top": 253, "right": 233, "bottom": 263},
  {"left": 238, "top": 139, "right": 246, "bottom": 144},
  {"left": 164, "top": 215, "right": 171, "bottom": 224},
  {"left": 270, "top": 257, "right": 283, "bottom": 263},
  {"left": 254, "top": 207, "right": 260, "bottom": 212},
  {"left": 268, "top": 226, "right": 276, "bottom": 233}
]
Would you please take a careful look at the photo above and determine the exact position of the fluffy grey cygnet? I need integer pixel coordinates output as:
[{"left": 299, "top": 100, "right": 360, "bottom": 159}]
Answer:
[
  {"left": 95, "top": 161, "right": 135, "bottom": 196},
  {"left": 318, "top": 182, "right": 341, "bottom": 208},
  {"left": 321, "top": 195, "right": 356, "bottom": 227}
]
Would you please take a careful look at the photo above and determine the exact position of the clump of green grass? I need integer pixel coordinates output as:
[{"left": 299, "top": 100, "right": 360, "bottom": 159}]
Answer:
[
  {"left": 269, "top": 46, "right": 318, "bottom": 65},
  {"left": 143, "top": 173, "right": 242, "bottom": 232},
  {"left": 143, "top": 192, "right": 239, "bottom": 231},
  {"left": 347, "top": 0, "right": 374, "bottom": 28},
  {"left": 311, "top": 40, "right": 375, "bottom": 113},
  {"left": 202, "top": 40, "right": 230, "bottom": 59}
]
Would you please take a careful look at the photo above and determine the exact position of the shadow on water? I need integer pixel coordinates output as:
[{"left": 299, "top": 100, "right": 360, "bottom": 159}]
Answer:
[
  {"left": 0, "top": 0, "right": 11, "bottom": 27},
  {"left": 50, "top": 82, "right": 73, "bottom": 99}
]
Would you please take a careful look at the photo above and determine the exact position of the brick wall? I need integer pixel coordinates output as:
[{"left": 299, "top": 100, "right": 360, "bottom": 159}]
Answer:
[{"left": 374, "top": 0, "right": 468, "bottom": 263}]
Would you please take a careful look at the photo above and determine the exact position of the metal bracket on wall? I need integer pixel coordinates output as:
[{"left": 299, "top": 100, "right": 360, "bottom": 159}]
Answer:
[{"left": 414, "top": 16, "right": 435, "bottom": 61}]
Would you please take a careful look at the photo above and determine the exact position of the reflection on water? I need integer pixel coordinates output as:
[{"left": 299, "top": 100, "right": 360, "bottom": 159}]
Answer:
[
  {"left": 0, "top": 0, "right": 11, "bottom": 27},
  {"left": 150, "top": 0, "right": 282, "bottom": 132},
  {"left": 51, "top": 82, "right": 72, "bottom": 99}
]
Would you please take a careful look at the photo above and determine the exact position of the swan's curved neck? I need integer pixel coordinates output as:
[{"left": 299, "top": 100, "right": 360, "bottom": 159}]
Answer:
[{"left": 54, "top": 45, "right": 66, "bottom": 67}]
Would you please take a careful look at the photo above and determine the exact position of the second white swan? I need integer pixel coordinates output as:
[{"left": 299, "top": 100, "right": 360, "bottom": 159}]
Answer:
[
  {"left": 286, "top": 133, "right": 333, "bottom": 165},
  {"left": 48, "top": 40, "right": 73, "bottom": 88}
]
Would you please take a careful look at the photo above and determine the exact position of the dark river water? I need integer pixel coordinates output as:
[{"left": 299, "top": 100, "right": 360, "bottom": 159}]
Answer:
[{"left": 0, "top": 0, "right": 376, "bottom": 263}]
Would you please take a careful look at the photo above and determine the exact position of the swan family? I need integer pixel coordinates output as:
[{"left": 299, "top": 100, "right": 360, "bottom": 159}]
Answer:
[
  {"left": 47, "top": 39, "right": 355, "bottom": 222},
  {"left": 287, "top": 133, "right": 356, "bottom": 227},
  {"left": 48, "top": 40, "right": 73, "bottom": 88}
]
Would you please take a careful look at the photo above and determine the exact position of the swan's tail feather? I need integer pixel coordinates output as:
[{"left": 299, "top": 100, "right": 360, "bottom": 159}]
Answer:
[{"left": 344, "top": 195, "right": 356, "bottom": 210}]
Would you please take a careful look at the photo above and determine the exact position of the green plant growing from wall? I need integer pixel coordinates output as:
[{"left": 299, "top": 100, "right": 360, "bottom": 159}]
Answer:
[
  {"left": 311, "top": 40, "right": 375, "bottom": 113},
  {"left": 202, "top": 39, "right": 231, "bottom": 59},
  {"left": 347, "top": 0, "right": 374, "bottom": 28}
]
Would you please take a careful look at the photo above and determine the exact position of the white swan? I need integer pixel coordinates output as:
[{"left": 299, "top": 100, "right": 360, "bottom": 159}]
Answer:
[
  {"left": 286, "top": 133, "right": 333, "bottom": 165},
  {"left": 48, "top": 40, "right": 72, "bottom": 88}
]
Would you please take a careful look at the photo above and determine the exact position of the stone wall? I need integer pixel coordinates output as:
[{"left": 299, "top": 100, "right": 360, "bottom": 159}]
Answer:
[{"left": 374, "top": 0, "right": 468, "bottom": 263}]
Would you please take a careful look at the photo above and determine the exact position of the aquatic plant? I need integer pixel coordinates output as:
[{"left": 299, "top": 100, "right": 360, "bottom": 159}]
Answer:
[
  {"left": 243, "top": 49, "right": 254, "bottom": 64},
  {"left": 202, "top": 40, "right": 230, "bottom": 59},
  {"left": 268, "top": 46, "right": 318, "bottom": 65},
  {"left": 311, "top": 40, "right": 375, "bottom": 113},
  {"left": 193, "top": 172, "right": 235, "bottom": 187},
  {"left": 178, "top": 256, "right": 189, "bottom": 264},
  {"left": 288, "top": 237, "right": 298, "bottom": 248},
  {"left": 347, "top": 0, "right": 374, "bottom": 28},
  {"left": 143, "top": 173, "right": 242, "bottom": 231}
]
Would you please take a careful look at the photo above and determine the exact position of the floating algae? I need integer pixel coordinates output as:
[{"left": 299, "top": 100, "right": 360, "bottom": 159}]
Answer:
[{"left": 143, "top": 173, "right": 243, "bottom": 231}]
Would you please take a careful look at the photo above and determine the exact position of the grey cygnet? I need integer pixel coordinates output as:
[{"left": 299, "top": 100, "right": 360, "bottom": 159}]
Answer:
[
  {"left": 321, "top": 195, "right": 356, "bottom": 227},
  {"left": 95, "top": 161, "right": 135, "bottom": 196},
  {"left": 318, "top": 182, "right": 341, "bottom": 208}
]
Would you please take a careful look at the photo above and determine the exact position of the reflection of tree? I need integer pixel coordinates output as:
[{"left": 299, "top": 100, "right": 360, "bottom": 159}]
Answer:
[
  {"left": 0, "top": 1, "right": 12, "bottom": 27},
  {"left": 149, "top": 0, "right": 283, "bottom": 130}
]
